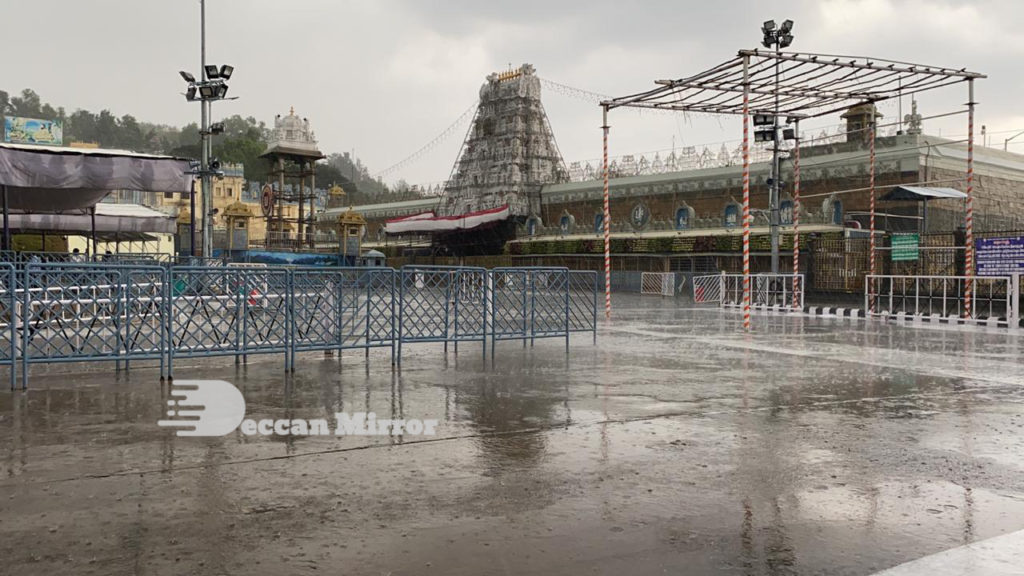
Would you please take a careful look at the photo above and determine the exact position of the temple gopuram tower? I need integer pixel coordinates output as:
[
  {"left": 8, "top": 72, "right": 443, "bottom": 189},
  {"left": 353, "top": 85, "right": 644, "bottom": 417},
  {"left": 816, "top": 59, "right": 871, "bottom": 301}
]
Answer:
[{"left": 443, "top": 64, "right": 567, "bottom": 218}]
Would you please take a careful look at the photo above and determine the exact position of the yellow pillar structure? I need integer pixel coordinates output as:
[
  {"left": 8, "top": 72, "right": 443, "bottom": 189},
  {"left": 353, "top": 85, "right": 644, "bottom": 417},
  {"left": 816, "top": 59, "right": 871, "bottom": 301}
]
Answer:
[
  {"left": 222, "top": 201, "right": 255, "bottom": 252},
  {"left": 337, "top": 207, "right": 366, "bottom": 265}
]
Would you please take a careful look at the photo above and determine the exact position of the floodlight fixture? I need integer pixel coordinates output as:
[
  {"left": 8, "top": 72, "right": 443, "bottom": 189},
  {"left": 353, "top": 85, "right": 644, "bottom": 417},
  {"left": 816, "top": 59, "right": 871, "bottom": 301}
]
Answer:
[
  {"left": 204, "top": 64, "right": 221, "bottom": 79},
  {"left": 209, "top": 122, "right": 225, "bottom": 135},
  {"left": 779, "top": 33, "right": 794, "bottom": 48},
  {"left": 199, "top": 84, "right": 216, "bottom": 99},
  {"left": 216, "top": 83, "right": 229, "bottom": 99},
  {"left": 753, "top": 113, "right": 774, "bottom": 126},
  {"left": 780, "top": 19, "right": 794, "bottom": 33},
  {"left": 179, "top": 70, "right": 196, "bottom": 83},
  {"left": 218, "top": 64, "right": 234, "bottom": 80},
  {"left": 185, "top": 85, "right": 197, "bottom": 101},
  {"left": 762, "top": 20, "right": 776, "bottom": 32},
  {"left": 782, "top": 128, "right": 796, "bottom": 141}
]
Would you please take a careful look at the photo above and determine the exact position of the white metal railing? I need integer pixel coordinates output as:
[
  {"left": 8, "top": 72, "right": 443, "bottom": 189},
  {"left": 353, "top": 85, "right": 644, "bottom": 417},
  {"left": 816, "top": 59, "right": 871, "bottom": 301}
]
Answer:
[
  {"left": 865, "top": 274, "right": 1019, "bottom": 323},
  {"left": 692, "top": 273, "right": 804, "bottom": 310},
  {"left": 692, "top": 274, "right": 723, "bottom": 304},
  {"left": 641, "top": 272, "right": 675, "bottom": 296}
]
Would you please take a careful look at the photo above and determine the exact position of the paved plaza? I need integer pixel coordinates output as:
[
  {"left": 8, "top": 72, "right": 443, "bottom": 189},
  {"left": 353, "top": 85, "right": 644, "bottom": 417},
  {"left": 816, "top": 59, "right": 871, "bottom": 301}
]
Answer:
[{"left": 2, "top": 296, "right": 1023, "bottom": 575}]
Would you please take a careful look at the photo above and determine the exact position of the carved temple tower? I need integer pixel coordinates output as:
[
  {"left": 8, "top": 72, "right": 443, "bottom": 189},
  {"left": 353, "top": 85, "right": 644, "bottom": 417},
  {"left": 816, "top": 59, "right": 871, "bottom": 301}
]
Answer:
[{"left": 439, "top": 64, "right": 568, "bottom": 219}]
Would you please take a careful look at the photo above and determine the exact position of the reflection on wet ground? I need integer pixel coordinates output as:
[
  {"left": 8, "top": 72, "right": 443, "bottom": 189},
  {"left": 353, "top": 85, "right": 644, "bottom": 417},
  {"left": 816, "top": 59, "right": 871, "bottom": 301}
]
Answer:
[{"left": 1, "top": 296, "right": 1023, "bottom": 575}]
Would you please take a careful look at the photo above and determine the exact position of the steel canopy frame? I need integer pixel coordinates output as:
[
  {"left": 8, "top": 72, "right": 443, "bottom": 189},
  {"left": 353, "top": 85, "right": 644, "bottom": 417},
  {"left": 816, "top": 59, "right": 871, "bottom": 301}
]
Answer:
[{"left": 599, "top": 49, "right": 985, "bottom": 327}]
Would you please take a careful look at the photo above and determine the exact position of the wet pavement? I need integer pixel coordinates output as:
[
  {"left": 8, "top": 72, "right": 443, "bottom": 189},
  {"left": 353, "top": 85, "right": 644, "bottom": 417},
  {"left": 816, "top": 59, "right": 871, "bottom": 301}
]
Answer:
[{"left": 2, "top": 295, "right": 1023, "bottom": 575}]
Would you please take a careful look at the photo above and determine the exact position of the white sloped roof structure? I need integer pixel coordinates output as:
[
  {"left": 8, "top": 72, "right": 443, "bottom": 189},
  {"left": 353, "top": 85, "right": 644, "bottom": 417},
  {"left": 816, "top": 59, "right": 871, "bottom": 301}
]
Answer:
[{"left": 5, "top": 203, "right": 176, "bottom": 234}]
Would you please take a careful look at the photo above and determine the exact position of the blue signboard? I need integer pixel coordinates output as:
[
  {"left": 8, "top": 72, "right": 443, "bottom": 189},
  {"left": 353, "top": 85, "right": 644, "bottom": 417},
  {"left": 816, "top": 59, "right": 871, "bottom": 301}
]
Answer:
[
  {"left": 976, "top": 236, "right": 1024, "bottom": 276},
  {"left": 4, "top": 116, "right": 63, "bottom": 146}
]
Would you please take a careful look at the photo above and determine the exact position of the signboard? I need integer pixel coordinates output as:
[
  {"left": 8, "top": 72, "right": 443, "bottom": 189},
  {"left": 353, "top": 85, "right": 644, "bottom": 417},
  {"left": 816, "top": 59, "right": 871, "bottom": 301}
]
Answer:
[
  {"left": 976, "top": 236, "right": 1024, "bottom": 276},
  {"left": 891, "top": 233, "right": 920, "bottom": 262},
  {"left": 4, "top": 116, "right": 63, "bottom": 146},
  {"left": 260, "top": 184, "right": 275, "bottom": 218}
]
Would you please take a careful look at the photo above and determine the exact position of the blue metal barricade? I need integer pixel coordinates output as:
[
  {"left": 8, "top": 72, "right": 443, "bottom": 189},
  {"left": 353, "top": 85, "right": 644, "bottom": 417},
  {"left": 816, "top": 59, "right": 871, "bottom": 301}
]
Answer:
[
  {"left": 490, "top": 268, "right": 530, "bottom": 356},
  {"left": 290, "top": 267, "right": 396, "bottom": 366},
  {"left": 168, "top": 266, "right": 290, "bottom": 376},
  {"left": 20, "top": 263, "right": 168, "bottom": 388},
  {"left": 528, "top": 268, "right": 570, "bottom": 350},
  {"left": 397, "top": 266, "right": 488, "bottom": 363},
  {"left": 0, "top": 264, "right": 15, "bottom": 389},
  {"left": 568, "top": 270, "right": 599, "bottom": 343},
  {"left": 3, "top": 263, "right": 597, "bottom": 387},
  {"left": 490, "top": 267, "right": 572, "bottom": 353}
]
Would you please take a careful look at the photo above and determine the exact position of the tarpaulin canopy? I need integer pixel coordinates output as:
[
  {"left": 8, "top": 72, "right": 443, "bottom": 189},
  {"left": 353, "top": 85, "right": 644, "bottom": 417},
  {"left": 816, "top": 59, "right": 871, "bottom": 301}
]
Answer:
[
  {"left": 4, "top": 202, "right": 175, "bottom": 234},
  {"left": 384, "top": 205, "right": 510, "bottom": 234},
  {"left": 880, "top": 186, "right": 968, "bottom": 201},
  {"left": 0, "top": 142, "right": 194, "bottom": 213}
]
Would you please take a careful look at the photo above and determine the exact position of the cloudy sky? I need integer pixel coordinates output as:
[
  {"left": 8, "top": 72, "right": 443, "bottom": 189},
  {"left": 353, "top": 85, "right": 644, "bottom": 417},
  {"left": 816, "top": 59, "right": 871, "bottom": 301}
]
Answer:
[{"left": 5, "top": 0, "right": 1023, "bottom": 186}]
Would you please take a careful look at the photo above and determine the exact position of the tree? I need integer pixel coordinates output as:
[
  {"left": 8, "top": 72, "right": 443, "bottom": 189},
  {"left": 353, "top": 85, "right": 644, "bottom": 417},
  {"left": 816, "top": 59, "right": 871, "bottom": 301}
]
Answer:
[{"left": 9, "top": 89, "right": 42, "bottom": 117}]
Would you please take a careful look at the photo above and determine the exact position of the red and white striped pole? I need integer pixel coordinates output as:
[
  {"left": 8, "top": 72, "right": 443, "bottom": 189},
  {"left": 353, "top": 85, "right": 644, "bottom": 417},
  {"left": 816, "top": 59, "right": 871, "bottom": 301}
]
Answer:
[
  {"left": 965, "top": 79, "right": 975, "bottom": 318},
  {"left": 868, "top": 120, "right": 877, "bottom": 314},
  {"left": 602, "top": 105, "right": 612, "bottom": 320},
  {"left": 792, "top": 119, "right": 801, "bottom": 310},
  {"left": 741, "top": 55, "right": 752, "bottom": 331}
]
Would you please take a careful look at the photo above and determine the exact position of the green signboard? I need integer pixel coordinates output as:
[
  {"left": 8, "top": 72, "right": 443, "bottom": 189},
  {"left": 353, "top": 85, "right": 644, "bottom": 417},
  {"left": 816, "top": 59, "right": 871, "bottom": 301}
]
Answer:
[{"left": 891, "top": 233, "right": 920, "bottom": 262}]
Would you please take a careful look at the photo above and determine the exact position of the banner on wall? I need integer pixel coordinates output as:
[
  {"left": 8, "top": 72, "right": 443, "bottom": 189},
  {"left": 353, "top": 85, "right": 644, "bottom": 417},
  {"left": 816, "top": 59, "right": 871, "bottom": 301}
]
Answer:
[{"left": 3, "top": 116, "right": 63, "bottom": 146}]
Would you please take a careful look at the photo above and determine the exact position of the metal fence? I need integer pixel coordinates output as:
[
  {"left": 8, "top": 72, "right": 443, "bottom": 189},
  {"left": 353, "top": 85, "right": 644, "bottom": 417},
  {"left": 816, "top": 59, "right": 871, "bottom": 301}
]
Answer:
[
  {"left": 490, "top": 267, "right": 571, "bottom": 355},
  {"left": 0, "top": 264, "right": 598, "bottom": 388},
  {"left": 168, "top": 266, "right": 291, "bottom": 374},
  {"left": 20, "top": 264, "right": 168, "bottom": 388},
  {"left": 397, "top": 266, "right": 489, "bottom": 362},
  {"left": 0, "top": 264, "right": 16, "bottom": 389},
  {"left": 641, "top": 272, "right": 675, "bottom": 296},
  {"left": 291, "top": 267, "right": 396, "bottom": 365},
  {"left": 865, "top": 274, "right": 1017, "bottom": 323},
  {"left": 693, "top": 273, "right": 805, "bottom": 309},
  {"left": 568, "top": 270, "right": 599, "bottom": 339}
]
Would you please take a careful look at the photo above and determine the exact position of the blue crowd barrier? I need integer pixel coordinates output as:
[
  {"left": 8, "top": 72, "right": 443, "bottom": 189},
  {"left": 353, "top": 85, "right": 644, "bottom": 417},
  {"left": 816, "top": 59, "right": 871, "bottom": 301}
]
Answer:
[
  {"left": 0, "top": 264, "right": 15, "bottom": 389},
  {"left": 490, "top": 267, "right": 573, "bottom": 356},
  {"left": 290, "top": 267, "right": 396, "bottom": 366},
  {"left": 397, "top": 265, "right": 489, "bottom": 364},
  {"left": 2, "top": 264, "right": 597, "bottom": 388}
]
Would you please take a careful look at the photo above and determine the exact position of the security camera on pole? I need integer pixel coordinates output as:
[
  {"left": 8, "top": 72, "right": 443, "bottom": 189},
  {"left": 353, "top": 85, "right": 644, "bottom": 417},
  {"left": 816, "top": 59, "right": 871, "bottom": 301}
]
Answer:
[
  {"left": 760, "top": 19, "right": 794, "bottom": 274},
  {"left": 178, "top": 0, "right": 235, "bottom": 258}
]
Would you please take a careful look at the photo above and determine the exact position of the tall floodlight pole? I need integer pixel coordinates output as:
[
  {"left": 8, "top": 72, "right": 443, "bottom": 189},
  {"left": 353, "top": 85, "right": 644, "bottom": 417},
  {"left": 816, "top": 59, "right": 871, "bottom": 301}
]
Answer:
[
  {"left": 179, "top": 0, "right": 233, "bottom": 261},
  {"left": 761, "top": 19, "right": 794, "bottom": 274},
  {"left": 200, "top": 0, "right": 211, "bottom": 258}
]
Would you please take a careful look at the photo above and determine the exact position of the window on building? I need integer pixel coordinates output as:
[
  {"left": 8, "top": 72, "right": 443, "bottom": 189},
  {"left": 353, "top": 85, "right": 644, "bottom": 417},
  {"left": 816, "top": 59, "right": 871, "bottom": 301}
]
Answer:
[{"left": 164, "top": 192, "right": 173, "bottom": 199}]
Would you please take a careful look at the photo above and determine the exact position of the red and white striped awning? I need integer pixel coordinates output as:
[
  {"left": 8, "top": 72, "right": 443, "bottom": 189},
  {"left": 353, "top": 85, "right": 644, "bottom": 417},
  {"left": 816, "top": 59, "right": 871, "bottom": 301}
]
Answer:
[{"left": 385, "top": 204, "right": 510, "bottom": 234}]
